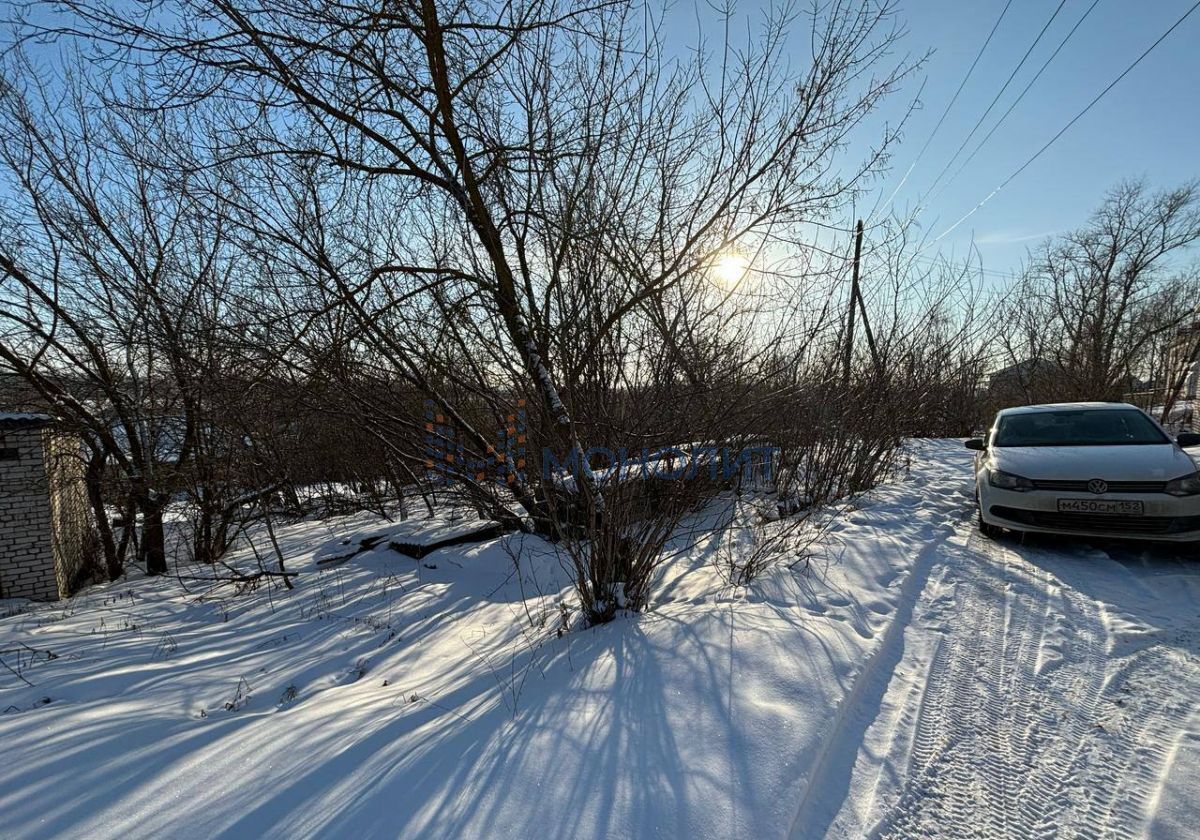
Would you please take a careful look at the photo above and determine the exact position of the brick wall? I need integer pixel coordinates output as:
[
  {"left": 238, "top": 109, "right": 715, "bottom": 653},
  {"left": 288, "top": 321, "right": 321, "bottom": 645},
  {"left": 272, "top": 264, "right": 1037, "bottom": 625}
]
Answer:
[{"left": 0, "top": 427, "right": 59, "bottom": 599}]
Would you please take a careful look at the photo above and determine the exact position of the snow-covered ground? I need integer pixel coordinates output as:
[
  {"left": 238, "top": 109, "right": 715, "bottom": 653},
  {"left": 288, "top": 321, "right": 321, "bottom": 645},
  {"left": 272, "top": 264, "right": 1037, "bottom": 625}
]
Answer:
[
  {"left": 810, "top": 508, "right": 1200, "bottom": 839},
  {"left": 1, "top": 441, "right": 1198, "bottom": 838}
]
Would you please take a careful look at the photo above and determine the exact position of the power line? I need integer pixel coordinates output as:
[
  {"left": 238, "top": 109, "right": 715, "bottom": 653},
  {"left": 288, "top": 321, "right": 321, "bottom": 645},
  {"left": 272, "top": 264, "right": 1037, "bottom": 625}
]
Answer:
[
  {"left": 909, "top": 255, "right": 1020, "bottom": 280},
  {"left": 920, "top": 0, "right": 1070, "bottom": 204},
  {"left": 927, "top": 0, "right": 1104, "bottom": 211},
  {"left": 865, "top": 0, "right": 1014, "bottom": 224},
  {"left": 927, "top": 0, "right": 1200, "bottom": 249}
]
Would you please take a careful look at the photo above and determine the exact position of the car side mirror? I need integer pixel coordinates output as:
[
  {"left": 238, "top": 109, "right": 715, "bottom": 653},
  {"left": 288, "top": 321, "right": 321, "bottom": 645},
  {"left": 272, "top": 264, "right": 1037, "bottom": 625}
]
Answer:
[
  {"left": 1178, "top": 432, "right": 1200, "bottom": 448},
  {"left": 964, "top": 438, "right": 986, "bottom": 451}
]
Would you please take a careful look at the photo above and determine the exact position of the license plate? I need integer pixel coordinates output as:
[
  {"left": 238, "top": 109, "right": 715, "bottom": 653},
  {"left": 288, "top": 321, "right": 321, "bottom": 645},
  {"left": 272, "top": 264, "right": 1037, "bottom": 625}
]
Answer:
[{"left": 1056, "top": 499, "right": 1144, "bottom": 515}]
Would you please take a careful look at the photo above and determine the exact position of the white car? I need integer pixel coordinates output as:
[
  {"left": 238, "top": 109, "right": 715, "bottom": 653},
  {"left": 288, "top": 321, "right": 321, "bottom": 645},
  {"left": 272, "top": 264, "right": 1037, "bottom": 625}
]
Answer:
[{"left": 967, "top": 402, "right": 1200, "bottom": 542}]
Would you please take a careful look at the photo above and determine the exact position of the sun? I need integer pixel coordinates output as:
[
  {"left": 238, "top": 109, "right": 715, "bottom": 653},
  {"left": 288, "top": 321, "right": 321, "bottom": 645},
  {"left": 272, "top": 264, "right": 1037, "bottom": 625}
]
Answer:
[{"left": 712, "top": 253, "right": 751, "bottom": 288}]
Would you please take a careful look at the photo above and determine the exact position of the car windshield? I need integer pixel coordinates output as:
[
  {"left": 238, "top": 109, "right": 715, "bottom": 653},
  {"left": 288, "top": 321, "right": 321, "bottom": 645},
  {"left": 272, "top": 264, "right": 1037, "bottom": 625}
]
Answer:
[{"left": 993, "top": 409, "right": 1169, "bottom": 447}]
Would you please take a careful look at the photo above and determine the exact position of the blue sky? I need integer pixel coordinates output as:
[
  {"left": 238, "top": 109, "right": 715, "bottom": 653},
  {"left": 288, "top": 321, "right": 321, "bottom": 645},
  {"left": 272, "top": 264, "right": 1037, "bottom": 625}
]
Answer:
[
  {"left": 847, "top": 0, "right": 1200, "bottom": 279},
  {"left": 7, "top": 0, "right": 1197, "bottom": 286}
]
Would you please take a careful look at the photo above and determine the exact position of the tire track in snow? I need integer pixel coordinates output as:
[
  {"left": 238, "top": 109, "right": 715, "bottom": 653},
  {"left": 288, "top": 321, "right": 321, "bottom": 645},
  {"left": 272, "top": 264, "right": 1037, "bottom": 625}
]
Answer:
[
  {"left": 870, "top": 531, "right": 1022, "bottom": 840},
  {"left": 1020, "top": 582, "right": 1108, "bottom": 840},
  {"left": 822, "top": 525, "right": 1200, "bottom": 840},
  {"left": 786, "top": 471, "right": 966, "bottom": 839}
]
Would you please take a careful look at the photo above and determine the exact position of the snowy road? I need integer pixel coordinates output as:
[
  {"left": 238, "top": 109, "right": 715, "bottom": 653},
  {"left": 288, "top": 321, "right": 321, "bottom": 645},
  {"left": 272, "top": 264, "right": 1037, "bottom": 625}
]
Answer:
[{"left": 803, "top": 461, "right": 1200, "bottom": 839}]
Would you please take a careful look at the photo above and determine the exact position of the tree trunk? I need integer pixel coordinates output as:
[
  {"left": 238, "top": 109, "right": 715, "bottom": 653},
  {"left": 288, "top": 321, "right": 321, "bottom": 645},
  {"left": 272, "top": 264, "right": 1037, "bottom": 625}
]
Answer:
[
  {"left": 142, "top": 498, "right": 168, "bottom": 576},
  {"left": 84, "top": 448, "right": 123, "bottom": 581},
  {"left": 193, "top": 494, "right": 219, "bottom": 565}
]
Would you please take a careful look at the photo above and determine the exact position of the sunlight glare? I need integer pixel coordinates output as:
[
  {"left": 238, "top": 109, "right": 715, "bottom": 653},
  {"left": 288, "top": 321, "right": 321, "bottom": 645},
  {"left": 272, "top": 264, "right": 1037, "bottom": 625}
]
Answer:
[{"left": 712, "top": 254, "right": 751, "bottom": 289}]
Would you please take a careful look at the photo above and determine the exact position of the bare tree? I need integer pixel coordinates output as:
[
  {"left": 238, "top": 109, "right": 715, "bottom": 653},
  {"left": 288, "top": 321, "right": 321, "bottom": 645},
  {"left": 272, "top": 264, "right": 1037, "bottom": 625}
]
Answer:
[
  {"left": 0, "top": 0, "right": 987, "bottom": 624},
  {"left": 998, "top": 181, "right": 1200, "bottom": 403},
  {"left": 20, "top": 0, "right": 917, "bottom": 619},
  {"left": 0, "top": 62, "right": 269, "bottom": 576}
]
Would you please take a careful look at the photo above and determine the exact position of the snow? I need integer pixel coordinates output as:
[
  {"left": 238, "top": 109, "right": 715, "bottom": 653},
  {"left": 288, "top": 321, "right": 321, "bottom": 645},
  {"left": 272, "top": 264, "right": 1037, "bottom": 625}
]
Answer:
[
  {"left": 1, "top": 441, "right": 1198, "bottom": 838},
  {"left": 806, "top": 470, "right": 1200, "bottom": 838},
  {"left": 0, "top": 412, "right": 51, "bottom": 424},
  {"left": 313, "top": 514, "right": 502, "bottom": 562}
]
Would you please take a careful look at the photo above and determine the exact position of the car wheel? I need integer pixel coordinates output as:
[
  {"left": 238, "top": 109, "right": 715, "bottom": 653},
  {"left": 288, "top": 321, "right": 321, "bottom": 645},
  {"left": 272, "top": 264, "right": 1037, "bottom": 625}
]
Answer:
[{"left": 976, "top": 493, "right": 1001, "bottom": 539}]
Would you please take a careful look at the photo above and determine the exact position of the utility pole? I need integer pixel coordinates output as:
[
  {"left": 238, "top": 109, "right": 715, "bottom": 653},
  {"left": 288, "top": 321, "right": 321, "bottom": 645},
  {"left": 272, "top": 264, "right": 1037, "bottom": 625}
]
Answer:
[
  {"left": 842, "top": 219, "right": 864, "bottom": 384},
  {"left": 856, "top": 261, "right": 880, "bottom": 374},
  {"left": 841, "top": 219, "right": 881, "bottom": 384}
]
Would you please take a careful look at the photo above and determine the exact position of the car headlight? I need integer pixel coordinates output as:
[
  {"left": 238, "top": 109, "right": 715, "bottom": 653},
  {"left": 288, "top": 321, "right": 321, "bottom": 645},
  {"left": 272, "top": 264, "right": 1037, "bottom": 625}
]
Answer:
[
  {"left": 1164, "top": 471, "right": 1200, "bottom": 497},
  {"left": 988, "top": 468, "right": 1035, "bottom": 492}
]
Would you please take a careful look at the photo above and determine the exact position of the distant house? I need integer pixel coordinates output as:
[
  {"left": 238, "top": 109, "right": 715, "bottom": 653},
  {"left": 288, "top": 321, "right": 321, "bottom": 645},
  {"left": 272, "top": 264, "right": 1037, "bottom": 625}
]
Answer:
[
  {"left": 1166, "top": 321, "right": 1200, "bottom": 401},
  {"left": 986, "top": 358, "right": 1064, "bottom": 404},
  {"left": 0, "top": 414, "right": 95, "bottom": 600}
]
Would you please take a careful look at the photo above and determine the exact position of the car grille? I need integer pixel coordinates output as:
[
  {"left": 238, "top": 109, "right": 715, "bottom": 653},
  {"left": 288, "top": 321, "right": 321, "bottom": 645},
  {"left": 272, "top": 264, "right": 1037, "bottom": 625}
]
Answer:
[
  {"left": 1029, "top": 479, "right": 1167, "bottom": 493},
  {"left": 990, "top": 506, "right": 1200, "bottom": 535}
]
